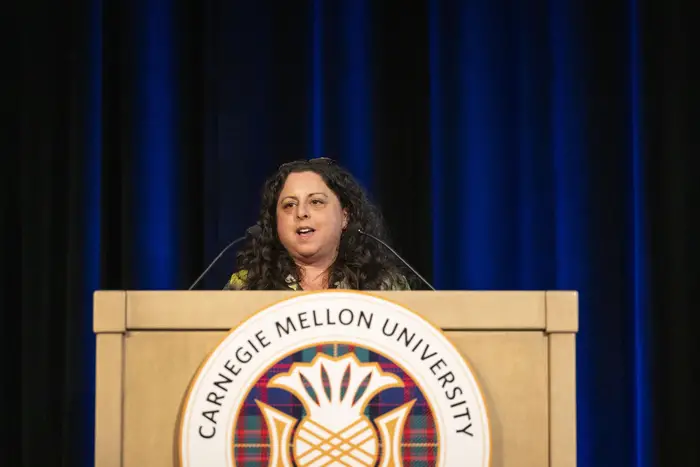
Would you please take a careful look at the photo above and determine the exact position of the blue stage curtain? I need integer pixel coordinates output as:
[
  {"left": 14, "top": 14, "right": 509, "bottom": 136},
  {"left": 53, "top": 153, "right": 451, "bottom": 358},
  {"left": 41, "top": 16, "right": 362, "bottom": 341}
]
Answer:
[{"left": 14, "top": 0, "right": 698, "bottom": 465}]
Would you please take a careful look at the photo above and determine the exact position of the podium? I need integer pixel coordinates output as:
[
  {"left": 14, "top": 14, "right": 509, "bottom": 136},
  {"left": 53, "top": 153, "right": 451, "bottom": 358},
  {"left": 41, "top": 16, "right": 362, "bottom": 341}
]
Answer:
[{"left": 93, "top": 290, "right": 577, "bottom": 466}]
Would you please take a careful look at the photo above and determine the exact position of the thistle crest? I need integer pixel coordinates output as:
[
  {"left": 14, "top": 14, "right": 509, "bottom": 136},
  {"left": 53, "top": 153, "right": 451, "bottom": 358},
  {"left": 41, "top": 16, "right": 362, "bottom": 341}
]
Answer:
[
  {"left": 269, "top": 353, "right": 403, "bottom": 431},
  {"left": 256, "top": 352, "right": 416, "bottom": 466}
]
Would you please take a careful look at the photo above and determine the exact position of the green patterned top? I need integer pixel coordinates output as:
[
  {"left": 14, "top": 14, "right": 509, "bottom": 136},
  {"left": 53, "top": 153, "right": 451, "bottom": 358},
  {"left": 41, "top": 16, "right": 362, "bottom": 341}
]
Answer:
[{"left": 225, "top": 269, "right": 411, "bottom": 291}]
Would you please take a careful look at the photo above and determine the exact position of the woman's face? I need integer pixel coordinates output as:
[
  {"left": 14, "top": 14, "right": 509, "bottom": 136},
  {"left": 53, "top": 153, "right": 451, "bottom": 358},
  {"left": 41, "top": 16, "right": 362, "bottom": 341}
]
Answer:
[{"left": 276, "top": 171, "right": 348, "bottom": 265}]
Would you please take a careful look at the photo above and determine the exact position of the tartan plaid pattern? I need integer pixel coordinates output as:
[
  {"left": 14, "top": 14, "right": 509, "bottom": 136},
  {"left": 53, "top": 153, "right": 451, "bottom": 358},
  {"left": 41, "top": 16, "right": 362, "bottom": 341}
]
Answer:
[{"left": 232, "top": 344, "right": 439, "bottom": 466}]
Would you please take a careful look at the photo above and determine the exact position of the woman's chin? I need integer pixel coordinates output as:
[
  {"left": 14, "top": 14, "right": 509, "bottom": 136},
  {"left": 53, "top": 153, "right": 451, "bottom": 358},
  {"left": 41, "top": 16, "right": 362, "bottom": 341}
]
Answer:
[
  {"left": 293, "top": 247, "right": 321, "bottom": 259},
  {"left": 293, "top": 247, "right": 335, "bottom": 264}
]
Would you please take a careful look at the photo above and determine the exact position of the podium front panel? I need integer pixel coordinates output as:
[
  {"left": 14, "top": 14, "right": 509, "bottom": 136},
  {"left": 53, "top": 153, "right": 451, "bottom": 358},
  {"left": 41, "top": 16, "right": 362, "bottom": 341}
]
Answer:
[{"left": 94, "top": 290, "right": 577, "bottom": 467}]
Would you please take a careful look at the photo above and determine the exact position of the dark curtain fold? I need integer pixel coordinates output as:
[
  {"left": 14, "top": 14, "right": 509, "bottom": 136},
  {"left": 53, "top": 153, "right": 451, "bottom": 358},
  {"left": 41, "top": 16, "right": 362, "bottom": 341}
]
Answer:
[
  {"left": 14, "top": 0, "right": 698, "bottom": 465},
  {"left": 643, "top": 1, "right": 699, "bottom": 464}
]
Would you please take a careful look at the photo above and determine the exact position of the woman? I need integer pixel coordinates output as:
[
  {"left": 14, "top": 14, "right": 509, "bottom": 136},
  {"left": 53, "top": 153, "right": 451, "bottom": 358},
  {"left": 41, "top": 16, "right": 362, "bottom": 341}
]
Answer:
[{"left": 226, "top": 158, "right": 411, "bottom": 291}]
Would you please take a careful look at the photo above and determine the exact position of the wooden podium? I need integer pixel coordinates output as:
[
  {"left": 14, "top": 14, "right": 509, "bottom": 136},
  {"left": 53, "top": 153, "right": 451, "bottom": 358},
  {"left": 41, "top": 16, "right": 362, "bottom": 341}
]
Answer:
[{"left": 93, "top": 290, "right": 577, "bottom": 467}]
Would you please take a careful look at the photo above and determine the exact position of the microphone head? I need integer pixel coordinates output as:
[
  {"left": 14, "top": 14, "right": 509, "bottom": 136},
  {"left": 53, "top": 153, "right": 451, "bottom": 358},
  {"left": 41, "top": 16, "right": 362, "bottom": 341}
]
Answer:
[{"left": 246, "top": 224, "right": 262, "bottom": 237}]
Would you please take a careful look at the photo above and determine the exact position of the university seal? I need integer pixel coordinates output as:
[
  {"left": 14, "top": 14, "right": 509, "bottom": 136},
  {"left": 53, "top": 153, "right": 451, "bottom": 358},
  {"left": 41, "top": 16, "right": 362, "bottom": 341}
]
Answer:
[{"left": 178, "top": 291, "right": 491, "bottom": 466}]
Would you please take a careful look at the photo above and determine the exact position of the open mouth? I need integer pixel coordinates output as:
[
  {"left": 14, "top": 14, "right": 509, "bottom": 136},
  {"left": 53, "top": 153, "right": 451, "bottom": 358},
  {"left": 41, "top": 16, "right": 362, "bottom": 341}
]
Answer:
[{"left": 296, "top": 227, "right": 316, "bottom": 238}]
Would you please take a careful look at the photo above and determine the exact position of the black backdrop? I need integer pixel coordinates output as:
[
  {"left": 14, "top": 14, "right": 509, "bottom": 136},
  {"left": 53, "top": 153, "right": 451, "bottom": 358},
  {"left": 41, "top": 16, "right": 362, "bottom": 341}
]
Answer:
[{"left": 12, "top": 0, "right": 699, "bottom": 465}]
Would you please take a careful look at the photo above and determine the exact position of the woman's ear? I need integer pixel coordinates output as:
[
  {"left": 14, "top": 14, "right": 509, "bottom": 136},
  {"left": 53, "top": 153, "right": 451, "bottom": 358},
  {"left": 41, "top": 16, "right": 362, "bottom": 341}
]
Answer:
[{"left": 342, "top": 209, "right": 349, "bottom": 230}]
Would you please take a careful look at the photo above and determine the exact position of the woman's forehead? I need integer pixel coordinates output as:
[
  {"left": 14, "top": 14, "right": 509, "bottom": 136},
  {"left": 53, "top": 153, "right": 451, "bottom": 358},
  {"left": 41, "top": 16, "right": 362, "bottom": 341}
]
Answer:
[{"left": 279, "top": 171, "right": 333, "bottom": 197}]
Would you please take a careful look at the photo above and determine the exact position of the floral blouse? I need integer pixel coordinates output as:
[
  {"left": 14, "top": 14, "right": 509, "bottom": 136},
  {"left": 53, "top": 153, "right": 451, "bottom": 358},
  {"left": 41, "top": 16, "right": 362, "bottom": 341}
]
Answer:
[{"left": 225, "top": 269, "right": 411, "bottom": 291}]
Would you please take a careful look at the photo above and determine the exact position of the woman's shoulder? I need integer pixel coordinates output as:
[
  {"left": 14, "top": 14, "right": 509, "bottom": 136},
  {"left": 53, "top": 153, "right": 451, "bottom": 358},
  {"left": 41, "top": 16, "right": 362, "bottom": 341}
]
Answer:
[
  {"left": 378, "top": 270, "right": 412, "bottom": 291},
  {"left": 225, "top": 269, "right": 249, "bottom": 290}
]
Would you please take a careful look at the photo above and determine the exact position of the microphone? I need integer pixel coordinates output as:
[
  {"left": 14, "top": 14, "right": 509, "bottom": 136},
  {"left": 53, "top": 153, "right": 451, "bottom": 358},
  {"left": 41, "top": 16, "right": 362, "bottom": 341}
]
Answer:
[
  {"left": 188, "top": 224, "right": 262, "bottom": 290},
  {"left": 357, "top": 229, "right": 436, "bottom": 291}
]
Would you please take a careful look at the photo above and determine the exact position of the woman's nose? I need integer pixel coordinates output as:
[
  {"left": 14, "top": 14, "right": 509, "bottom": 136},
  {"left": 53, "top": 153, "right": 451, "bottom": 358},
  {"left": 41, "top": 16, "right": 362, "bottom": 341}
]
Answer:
[{"left": 296, "top": 205, "right": 309, "bottom": 219}]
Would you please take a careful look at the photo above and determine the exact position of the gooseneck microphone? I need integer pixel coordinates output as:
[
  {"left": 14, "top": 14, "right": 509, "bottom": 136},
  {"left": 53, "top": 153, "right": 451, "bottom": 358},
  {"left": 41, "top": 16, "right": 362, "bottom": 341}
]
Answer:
[
  {"left": 188, "top": 224, "right": 262, "bottom": 290},
  {"left": 357, "top": 229, "right": 436, "bottom": 291}
]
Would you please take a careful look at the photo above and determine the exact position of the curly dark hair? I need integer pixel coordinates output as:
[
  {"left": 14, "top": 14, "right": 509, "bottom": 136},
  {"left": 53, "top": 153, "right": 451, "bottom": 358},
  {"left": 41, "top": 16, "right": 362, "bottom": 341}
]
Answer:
[{"left": 234, "top": 159, "right": 407, "bottom": 290}]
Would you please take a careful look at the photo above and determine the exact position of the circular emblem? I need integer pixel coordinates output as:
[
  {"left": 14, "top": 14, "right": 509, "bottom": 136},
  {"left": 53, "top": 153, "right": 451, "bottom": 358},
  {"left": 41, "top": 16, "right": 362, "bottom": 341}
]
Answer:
[{"left": 178, "top": 291, "right": 490, "bottom": 466}]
